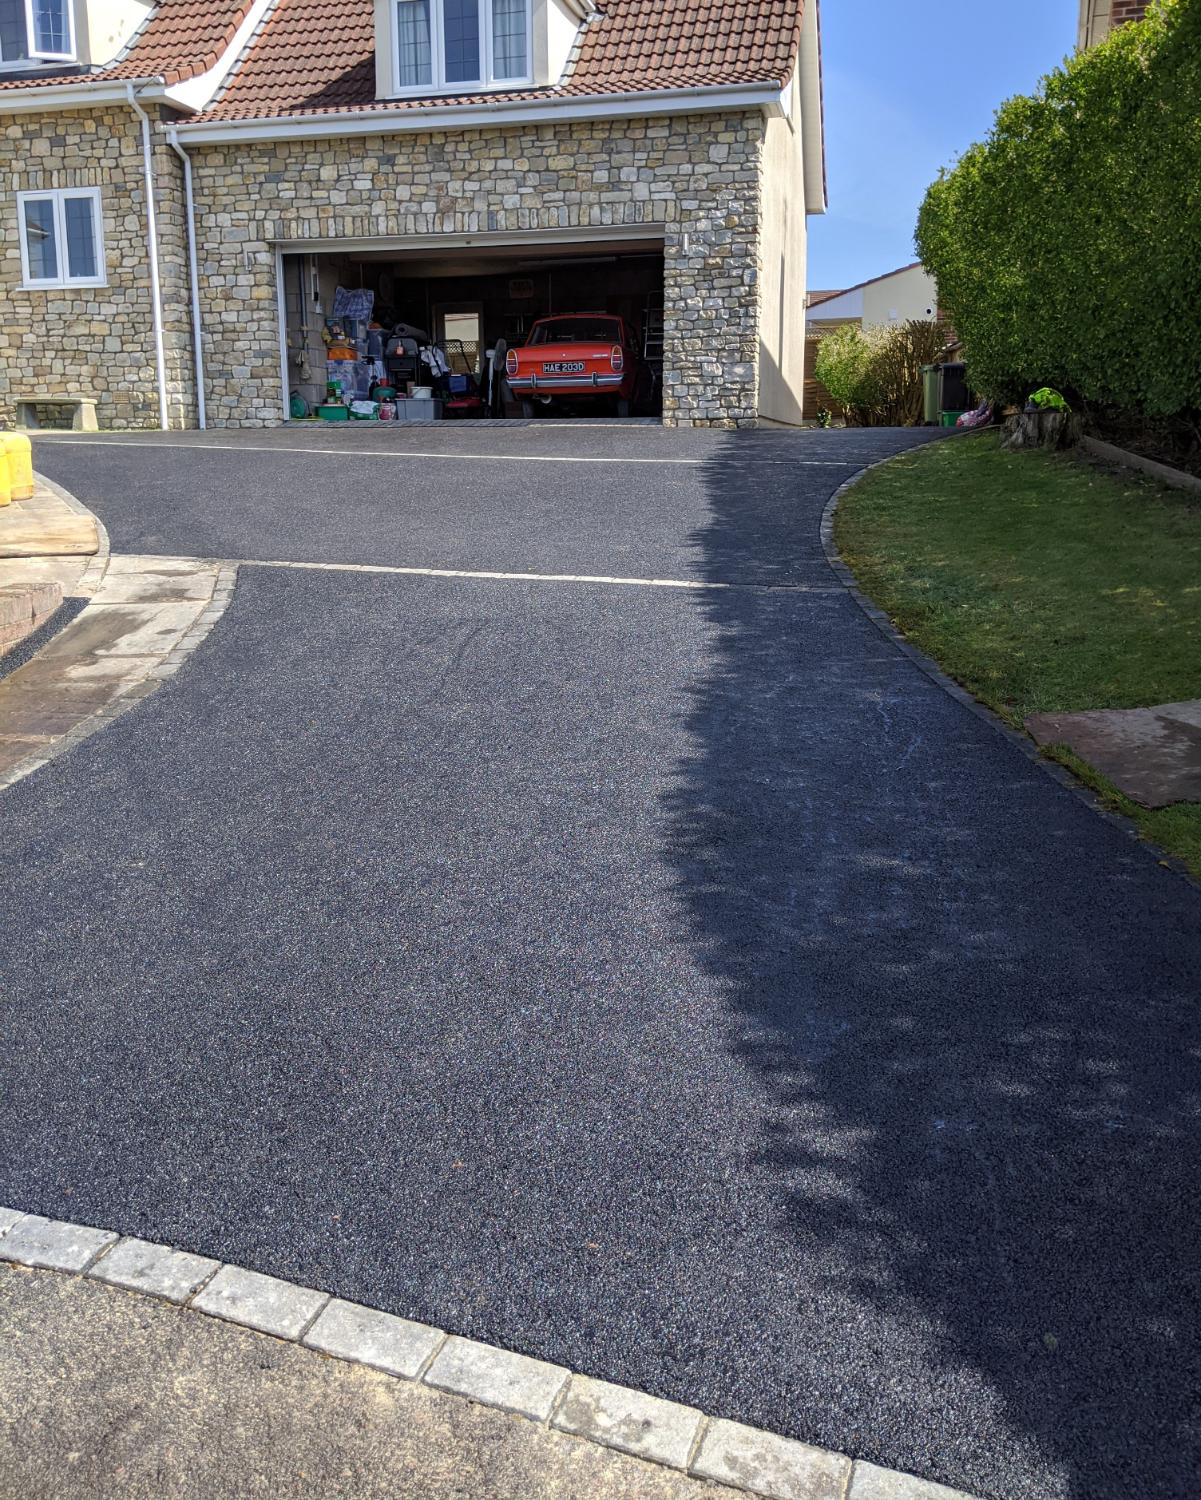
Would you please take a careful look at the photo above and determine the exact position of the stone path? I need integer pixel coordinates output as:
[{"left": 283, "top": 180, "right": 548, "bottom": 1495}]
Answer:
[
  {"left": 0, "top": 552, "right": 235, "bottom": 786},
  {"left": 1027, "top": 701, "right": 1201, "bottom": 808}
]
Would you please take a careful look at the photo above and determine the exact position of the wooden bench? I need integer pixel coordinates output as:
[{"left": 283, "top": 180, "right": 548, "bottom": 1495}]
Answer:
[{"left": 13, "top": 396, "right": 99, "bottom": 432}]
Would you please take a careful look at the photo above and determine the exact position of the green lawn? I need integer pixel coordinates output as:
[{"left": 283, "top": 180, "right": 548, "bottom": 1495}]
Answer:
[{"left": 834, "top": 432, "right": 1201, "bottom": 876}]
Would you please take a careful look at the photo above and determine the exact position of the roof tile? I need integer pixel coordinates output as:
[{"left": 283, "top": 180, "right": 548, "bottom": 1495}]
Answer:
[{"left": 0, "top": 0, "right": 805, "bottom": 121}]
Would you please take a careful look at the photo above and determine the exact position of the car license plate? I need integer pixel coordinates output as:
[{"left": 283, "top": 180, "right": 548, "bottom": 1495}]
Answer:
[{"left": 543, "top": 361, "right": 585, "bottom": 374}]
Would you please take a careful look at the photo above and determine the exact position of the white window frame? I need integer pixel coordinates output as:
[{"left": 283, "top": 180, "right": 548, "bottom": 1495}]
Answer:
[
  {"left": 393, "top": 0, "right": 532, "bottom": 96},
  {"left": 0, "top": 0, "right": 77, "bottom": 66},
  {"left": 17, "top": 187, "right": 106, "bottom": 290}
]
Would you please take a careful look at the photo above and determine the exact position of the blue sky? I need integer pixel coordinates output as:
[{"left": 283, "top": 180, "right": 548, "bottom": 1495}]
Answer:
[{"left": 807, "top": 1, "right": 1079, "bottom": 290}]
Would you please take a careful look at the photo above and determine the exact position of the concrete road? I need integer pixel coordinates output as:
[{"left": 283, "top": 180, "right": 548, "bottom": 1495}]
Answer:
[
  {"left": 4, "top": 425, "right": 1200, "bottom": 1500},
  {"left": 0, "top": 1264, "right": 745, "bottom": 1500}
]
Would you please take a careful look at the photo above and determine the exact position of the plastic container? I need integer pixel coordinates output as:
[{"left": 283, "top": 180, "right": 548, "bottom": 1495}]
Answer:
[
  {"left": 921, "top": 365, "right": 940, "bottom": 426},
  {"left": 0, "top": 449, "right": 10, "bottom": 507},
  {"left": 398, "top": 399, "right": 442, "bottom": 421},
  {"left": 350, "top": 400, "right": 378, "bottom": 420},
  {"left": 940, "top": 411, "right": 965, "bottom": 427},
  {"left": 410, "top": 385, "right": 433, "bottom": 400},
  {"left": 2, "top": 433, "right": 33, "bottom": 499},
  {"left": 318, "top": 403, "right": 350, "bottom": 422},
  {"left": 378, "top": 402, "right": 397, "bottom": 422}
]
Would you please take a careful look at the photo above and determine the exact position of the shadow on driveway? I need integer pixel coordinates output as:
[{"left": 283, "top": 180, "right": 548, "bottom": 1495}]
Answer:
[{"left": 662, "top": 437, "right": 1201, "bottom": 1498}]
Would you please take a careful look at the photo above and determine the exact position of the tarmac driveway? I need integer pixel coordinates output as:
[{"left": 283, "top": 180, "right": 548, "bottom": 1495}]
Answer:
[{"left": 4, "top": 426, "right": 1200, "bottom": 1500}]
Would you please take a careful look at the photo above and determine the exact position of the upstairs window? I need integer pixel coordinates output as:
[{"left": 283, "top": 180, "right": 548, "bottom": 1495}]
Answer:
[
  {"left": 395, "top": 0, "right": 529, "bottom": 92},
  {"left": 0, "top": 0, "right": 75, "bottom": 64},
  {"left": 17, "top": 189, "right": 105, "bottom": 289}
]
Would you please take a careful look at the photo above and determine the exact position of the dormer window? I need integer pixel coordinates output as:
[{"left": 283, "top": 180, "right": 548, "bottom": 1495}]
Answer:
[
  {"left": 394, "top": 0, "right": 530, "bottom": 91},
  {"left": 0, "top": 0, "right": 76, "bottom": 64}
]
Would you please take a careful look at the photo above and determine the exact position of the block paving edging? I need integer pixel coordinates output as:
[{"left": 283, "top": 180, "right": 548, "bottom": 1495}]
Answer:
[
  {"left": 0, "top": 475, "right": 239, "bottom": 792},
  {"left": 819, "top": 436, "right": 1201, "bottom": 895},
  {"left": 0, "top": 1207, "right": 979, "bottom": 1500}
]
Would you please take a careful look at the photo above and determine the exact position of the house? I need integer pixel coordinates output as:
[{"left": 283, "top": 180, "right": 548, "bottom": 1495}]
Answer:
[
  {"left": 805, "top": 262, "right": 938, "bottom": 331},
  {"left": 0, "top": 0, "right": 826, "bottom": 430},
  {"left": 803, "top": 262, "right": 939, "bottom": 421},
  {"left": 1077, "top": 0, "right": 1150, "bottom": 49}
]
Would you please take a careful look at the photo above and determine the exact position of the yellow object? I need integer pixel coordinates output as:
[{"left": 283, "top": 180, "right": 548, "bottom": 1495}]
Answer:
[
  {"left": 2, "top": 433, "right": 33, "bottom": 500},
  {"left": 0, "top": 450, "right": 11, "bottom": 507}
]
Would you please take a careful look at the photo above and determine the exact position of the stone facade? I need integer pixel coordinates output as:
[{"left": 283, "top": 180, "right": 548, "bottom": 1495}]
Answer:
[
  {"left": 0, "top": 106, "right": 780, "bottom": 429},
  {"left": 0, "top": 106, "right": 194, "bottom": 430},
  {"left": 189, "top": 111, "right": 765, "bottom": 428}
]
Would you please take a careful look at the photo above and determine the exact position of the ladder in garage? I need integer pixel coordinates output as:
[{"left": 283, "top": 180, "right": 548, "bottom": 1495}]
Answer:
[
  {"left": 642, "top": 293, "right": 664, "bottom": 362},
  {"left": 642, "top": 292, "right": 664, "bottom": 410}
]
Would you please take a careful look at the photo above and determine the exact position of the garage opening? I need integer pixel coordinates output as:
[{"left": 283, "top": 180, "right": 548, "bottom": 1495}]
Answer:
[{"left": 280, "top": 234, "right": 664, "bottom": 424}]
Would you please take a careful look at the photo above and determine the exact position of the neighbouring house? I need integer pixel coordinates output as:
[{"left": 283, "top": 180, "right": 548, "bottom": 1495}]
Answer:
[
  {"left": 0, "top": 0, "right": 826, "bottom": 431},
  {"left": 1077, "top": 0, "right": 1150, "bottom": 49},
  {"left": 803, "top": 261, "right": 939, "bottom": 419},
  {"left": 805, "top": 262, "right": 938, "bottom": 331}
]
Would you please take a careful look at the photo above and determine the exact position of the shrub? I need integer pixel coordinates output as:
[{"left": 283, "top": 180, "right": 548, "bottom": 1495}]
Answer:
[
  {"left": 916, "top": 0, "right": 1201, "bottom": 420},
  {"left": 814, "top": 320, "right": 947, "bottom": 426}
]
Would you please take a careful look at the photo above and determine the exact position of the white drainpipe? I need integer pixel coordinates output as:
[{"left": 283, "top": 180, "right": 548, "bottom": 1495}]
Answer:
[
  {"left": 166, "top": 128, "right": 207, "bottom": 429},
  {"left": 126, "top": 83, "right": 170, "bottom": 431}
]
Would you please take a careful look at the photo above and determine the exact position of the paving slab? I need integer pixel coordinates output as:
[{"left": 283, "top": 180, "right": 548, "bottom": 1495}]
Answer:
[
  {"left": 192, "top": 1264, "right": 327, "bottom": 1339},
  {"left": 849, "top": 1462, "right": 977, "bottom": 1500},
  {"left": 0, "top": 734, "right": 51, "bottom": 775},
  {"left": 1026, "top": 699, "right": 1201, "bottom": 808},
  {"left": 691, "top": 1420, "right": 851, "bottom": 1500},
  {"left": 303, "top": 1297, "right": 444, "bottom": 1377},
  {"left": 424, "top": 1336, "right": 570, "bottom": 1421},
  {"left": 90, "top": 1237, "right": 220, "bottom": 1303},
  {"left": 554, "top": 1375, "right": 704, "bottom": 1468},
  {"left": 0, "top": 1214, "right": 116, "bottom": 1272},
  {"left": 36, "top": 601, "right": 197, "bottom": 658}
]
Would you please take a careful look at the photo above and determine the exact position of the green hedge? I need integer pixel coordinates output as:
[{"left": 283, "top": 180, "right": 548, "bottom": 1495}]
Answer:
[{"left": 916, "top": 0, "right": 1201, "bottom": 416}]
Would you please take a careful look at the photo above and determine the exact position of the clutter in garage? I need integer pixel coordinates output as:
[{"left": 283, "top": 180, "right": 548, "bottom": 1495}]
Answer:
[{"left": 281, "top": 241, "right": 664, "bottom": 423}]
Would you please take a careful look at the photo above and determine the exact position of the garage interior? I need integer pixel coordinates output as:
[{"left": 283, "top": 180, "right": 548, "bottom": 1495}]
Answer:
[{"left": 281, "top": 236, "right": 664, "bottom": 422}]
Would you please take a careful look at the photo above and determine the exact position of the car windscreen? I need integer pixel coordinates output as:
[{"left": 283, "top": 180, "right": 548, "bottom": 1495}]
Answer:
[{"left": 528, "top": 318, "right": 621, "bottom": 345}]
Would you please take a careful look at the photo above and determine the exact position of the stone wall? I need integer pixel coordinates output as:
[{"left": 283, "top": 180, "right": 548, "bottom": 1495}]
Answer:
[
  {"left": 190, "top": 111, "right": 765, "bottom": 428},
  {"left": 0, "top": 105, "right": 194, "bottom": 430}
]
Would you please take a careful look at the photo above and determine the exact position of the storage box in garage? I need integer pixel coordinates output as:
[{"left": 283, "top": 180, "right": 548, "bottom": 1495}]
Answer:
[{"left": 397, "top": 399, "right": 442, "bottom": 421}]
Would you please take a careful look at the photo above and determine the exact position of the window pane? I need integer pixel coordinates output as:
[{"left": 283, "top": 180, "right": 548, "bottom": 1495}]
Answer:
[
  {"left": 442, "top": 0, "right": 479, "bottom": 83},
  {"left": 396, "top": 0, "right": 432, "bottom": 86},
  {"left": 0, "top": 0, "right": 29, "bottom": 62},
  {"left": 63, "top": 195, "right": 97, "bottom": 280},
  {"left": 491, "top": 0, "right": 525, "bottom": 80},
  {"left": 31, "top": 0, "right": 69, "bottom": 53},
  {"left": 22, "top": 198, "right": 58, "bottom": 281}
]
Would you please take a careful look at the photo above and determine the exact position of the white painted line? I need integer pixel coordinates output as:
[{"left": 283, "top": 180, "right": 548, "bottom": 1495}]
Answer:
[
  {"left": 235, "top": 557, "right": 844, "bottom": 593},
  {"left": 30, "top": 436, "right": 858, "bottom": 468}
]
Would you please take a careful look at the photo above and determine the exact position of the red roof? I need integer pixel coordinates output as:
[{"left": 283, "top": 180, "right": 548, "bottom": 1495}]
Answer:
[
  {"left": 0, "top": 0, "right": 806, "bottom": 121},
  {"left": 0, "top": 0, "right": 258, "bottom": 90}
]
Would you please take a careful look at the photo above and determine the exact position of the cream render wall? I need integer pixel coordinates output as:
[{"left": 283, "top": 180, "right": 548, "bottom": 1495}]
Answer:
[
  {"left": 861, "top": 263, "right": 937, "bottom": 326},
  {"left": 756, "top": 67, "right": 807, "bottom": 425},
  {"left": 188, "top": 111, "right": 768, "bottom": 427},
  {"left": 810, "top": 265, "right": 938, "bottom": 329},
  {"left": 0, "top": 106, "right": 194, "bottom": 430}
]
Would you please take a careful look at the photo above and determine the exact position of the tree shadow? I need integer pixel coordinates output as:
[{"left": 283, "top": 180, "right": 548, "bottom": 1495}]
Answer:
[{"left": 661, "top": 433, "right": 1201, "bottom": 1499}]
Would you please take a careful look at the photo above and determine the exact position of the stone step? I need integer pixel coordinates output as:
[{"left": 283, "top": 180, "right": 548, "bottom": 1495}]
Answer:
[{"left": 0, "top": 580, "right": 63, "bottom": 654}]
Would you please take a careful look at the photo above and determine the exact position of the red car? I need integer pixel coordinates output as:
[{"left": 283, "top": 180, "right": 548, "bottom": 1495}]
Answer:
[{"left": 506, "top": 314, "right": 642, "bottom": 417}]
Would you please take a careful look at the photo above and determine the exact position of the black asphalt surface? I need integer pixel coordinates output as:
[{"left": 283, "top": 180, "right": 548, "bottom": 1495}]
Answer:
[{"left": 5, "top": 427, "right": 1201, "bottom": 1500}]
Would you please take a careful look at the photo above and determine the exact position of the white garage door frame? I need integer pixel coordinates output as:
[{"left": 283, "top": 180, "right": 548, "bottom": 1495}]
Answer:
[{"left": 274, "top": 223, "right": 668, "bottom": 418}]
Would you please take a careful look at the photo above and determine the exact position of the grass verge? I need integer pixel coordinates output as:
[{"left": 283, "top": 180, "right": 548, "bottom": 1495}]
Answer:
[{"left": 834, "top": 432, "right": 1201, "bottom": 877}]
